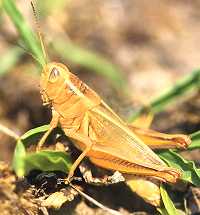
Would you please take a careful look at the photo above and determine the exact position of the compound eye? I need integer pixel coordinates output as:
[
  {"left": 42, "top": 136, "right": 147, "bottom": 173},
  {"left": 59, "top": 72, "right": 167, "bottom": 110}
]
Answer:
[{"left": 49, "top": 67, "right": 60, "bottom": 82}]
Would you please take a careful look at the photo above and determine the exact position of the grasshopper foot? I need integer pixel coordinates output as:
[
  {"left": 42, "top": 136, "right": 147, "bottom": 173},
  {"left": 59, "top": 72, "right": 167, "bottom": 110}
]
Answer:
[{"left": 64, "top": 174, "right": 74, "bottom": 185}]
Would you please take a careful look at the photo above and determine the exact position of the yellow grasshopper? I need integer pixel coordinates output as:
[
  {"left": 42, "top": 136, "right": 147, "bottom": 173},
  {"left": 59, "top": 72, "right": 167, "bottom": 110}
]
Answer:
[
  {"left": 29, "top": 2, "right": 191, "bottom": 186},
  {"left": 38, "top": 62, "right": 190, "bottom": 183}
]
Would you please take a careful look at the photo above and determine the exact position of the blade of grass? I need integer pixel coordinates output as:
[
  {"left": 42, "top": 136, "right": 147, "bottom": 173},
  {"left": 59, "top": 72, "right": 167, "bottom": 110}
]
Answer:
[
  {"left": 52, "top": 39, "right": 127, "bottom": 90},
  {"left": 3, "top": 0, "right": 45, "bottom": 66},
  {"left": 158, "top": 149, "right": 200, "bottom": 186},
  {"left": 12, "top": 139, "right": 26, "bottom": 177},
  {"left": 20, "top": 124, "right": 49, "bottom": 141},
  {"left": 188, "top": 130, "right": 200, "bottom": 150},
  {"left": 20, "top": 125, "right": 50, "bottom": 148},
  {"left": 159, "top": 185, "right": 179, "bottom": 215},
  {"left": 3, "top": 0, "right": 127, "bottom": 90},
  {"left": 129, "top": 69, "right": 200, "bottom": 121}
]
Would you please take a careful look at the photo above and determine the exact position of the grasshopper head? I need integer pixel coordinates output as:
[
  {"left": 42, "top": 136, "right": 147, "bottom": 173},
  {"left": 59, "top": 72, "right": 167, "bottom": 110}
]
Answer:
[
  {"left": 40, "top": 62, "right": 101, "bottom": 108},
  {"left": 40, "top": 62, "right": 71, "bottom": 105}
]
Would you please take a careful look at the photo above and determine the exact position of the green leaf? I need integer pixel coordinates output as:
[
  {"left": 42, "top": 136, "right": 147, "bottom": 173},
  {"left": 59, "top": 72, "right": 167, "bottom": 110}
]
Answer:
[
  {"left": 21, "top": 124, "right": 49, "bottom": 140},
  {"left": 12, "top": 139, "right": 26, "bottom": 177},
  {"left": 158, "top": 150, "right": 200, "bottom": 186},
  {"left": 188, "top": 130, "right": 200, "bottom": 150},
  {"left": 3, "top": 0, "right": 127, "bottom": 91},
  {"left": 24, "top": 151, "right": 72, "bottom": 175},
  {"left": 3, "top": 0, "right": 45, "bottom": 66},
  {"left": 12, "top": 124, "right": 72, "bottom": 177},
  {"left": 20, "top": 125, "right": 49, "bottom": 148},
  {"left": 20, "top": 124, "right": 50, "bottom": 147},
  {"left": 157, "top": 207, "right": 168, "bottom": 215},
  {"left": 159, "top": 185, "right": 179, "bottom": 215},
  {"left": 129, "top": 69, "right": 200, "bottom": 121}
]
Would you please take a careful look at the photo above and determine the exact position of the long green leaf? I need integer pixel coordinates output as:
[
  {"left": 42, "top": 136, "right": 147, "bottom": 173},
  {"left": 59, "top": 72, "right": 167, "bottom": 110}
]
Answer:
[
  {"left": 20, "top": 125, "right": 50, "bottom": 148},
  {"left": 188, "top": 130, "right": 200, "bottom": 150},
  {"left": 129, "top": 69, "right": 200, "bottom": 121},
  {"left": 157, "top": 208, "right": 168, "bottom": 215},
  {"left": 159, "top": 185, "right": 179, "bottom": 215},
  {"left": 158, "top": 150, "right": 200, "bottom": 186},
  {"left": 21, "top": 125, "right": 49, "bottom": 141},
  {"left": 3, "top": 0, "right": 45, "bottom": 66},
  {"left": 3, "top": 0, "right": 127, "bottom": 90},
  {"left": 12, "top": 139, "right": 26, "bottom": 177}
]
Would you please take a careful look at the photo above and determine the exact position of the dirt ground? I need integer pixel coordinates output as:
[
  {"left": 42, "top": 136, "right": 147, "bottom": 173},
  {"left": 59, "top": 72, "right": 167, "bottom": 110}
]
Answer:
[{"left": 0, "top": 0, "right": 200, "bottom": 214}]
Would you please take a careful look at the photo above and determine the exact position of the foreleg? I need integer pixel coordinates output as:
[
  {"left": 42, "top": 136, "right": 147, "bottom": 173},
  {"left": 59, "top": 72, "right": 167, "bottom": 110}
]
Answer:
[{"left": 36, "top": 110, "right": 60, "bottom": 151}]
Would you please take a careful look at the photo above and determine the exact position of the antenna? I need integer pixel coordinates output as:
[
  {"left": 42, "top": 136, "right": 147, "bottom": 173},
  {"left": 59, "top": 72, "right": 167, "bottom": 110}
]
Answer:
[
  {"left": 30, "top": 0, "right": 48, "bottom": 64},
  {"left": 17, "top": 41, "right": 43, "bottom": 66}
]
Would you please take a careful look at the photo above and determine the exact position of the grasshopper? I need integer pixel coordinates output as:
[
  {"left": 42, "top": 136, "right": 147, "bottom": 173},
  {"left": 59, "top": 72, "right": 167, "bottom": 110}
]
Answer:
[
  {"left": 38, "top": 62, "right": 191, "bottom": 183},
  {"left": 29, "top": 2, "right": 191, "bottom": 184}
]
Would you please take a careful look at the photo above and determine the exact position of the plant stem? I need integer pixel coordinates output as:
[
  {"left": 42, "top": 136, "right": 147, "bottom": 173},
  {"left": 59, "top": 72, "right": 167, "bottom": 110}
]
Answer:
[
  {"left": 0, "top": 123, "right": 19, "bottom": 140},
  {"left": 70, "top": 183, "right": 122, "bottom": 215}
]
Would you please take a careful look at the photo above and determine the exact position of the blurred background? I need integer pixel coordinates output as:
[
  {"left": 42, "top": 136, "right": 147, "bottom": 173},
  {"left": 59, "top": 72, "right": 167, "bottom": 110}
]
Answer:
[{"left": 0, "top": 0, "right": 200, "bottom": 214}]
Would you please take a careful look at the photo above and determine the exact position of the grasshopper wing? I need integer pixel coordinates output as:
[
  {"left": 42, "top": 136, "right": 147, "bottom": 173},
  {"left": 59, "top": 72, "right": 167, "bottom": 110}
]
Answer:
[{"left": 86, "top": 101, "right": 180, "bottom": 182}]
